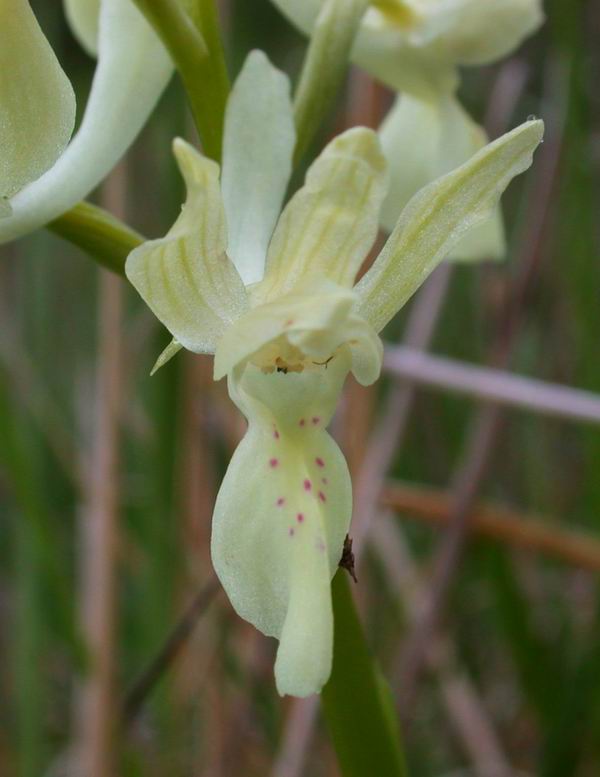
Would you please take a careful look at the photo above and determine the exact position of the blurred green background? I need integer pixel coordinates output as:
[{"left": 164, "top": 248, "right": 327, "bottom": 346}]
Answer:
[{"left": 1, "top": 1, "right": 600, "bottom": 775}]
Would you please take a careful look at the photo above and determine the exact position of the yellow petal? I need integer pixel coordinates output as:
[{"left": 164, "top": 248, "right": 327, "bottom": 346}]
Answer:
[
  {"left": 0, "top": 0, "right": 76, "bottom": 199},
  {"left": 212, "top": 355, "right": 353, "bottom": 696},
  {"left": 356, "top": 119, "right": 544, "bottom": 332},
  {"left": 126, "top": 140, "right": 248, "bottom": 355},
  {"left": 256, "top": 128, "right": 388, "bottom": 302}
]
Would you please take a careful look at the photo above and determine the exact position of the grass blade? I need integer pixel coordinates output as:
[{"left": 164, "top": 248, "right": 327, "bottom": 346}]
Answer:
[{"left": 321, "top": 572, "right": 408, "bottom": 777}]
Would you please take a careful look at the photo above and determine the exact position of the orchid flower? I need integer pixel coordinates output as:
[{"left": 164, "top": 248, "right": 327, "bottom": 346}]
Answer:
[
  {"left": 0, "top": 0, "right": 172, "bottom": 242},
  {"left": 126, "top": 51, "right": 543, "bottom": 697},
  {"left": 270, "top": 0, "right": 544, "bottom": 260}
]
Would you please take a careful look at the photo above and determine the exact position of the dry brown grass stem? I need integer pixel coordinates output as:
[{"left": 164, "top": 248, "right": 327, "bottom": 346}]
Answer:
[
  {"left": 73, "top": 163, "right": 127, "bottom": 777},
  {"left": 383, "top": 481, "right": 600, "bottom": 573}
]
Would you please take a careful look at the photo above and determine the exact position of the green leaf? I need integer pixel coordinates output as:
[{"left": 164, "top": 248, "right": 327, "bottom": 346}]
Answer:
[{"left": 321, "top": 572, "right": 408, "bottom": 777}]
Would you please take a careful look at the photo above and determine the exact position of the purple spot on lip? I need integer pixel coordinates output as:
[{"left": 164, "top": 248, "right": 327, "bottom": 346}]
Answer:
[
  {"left": 289, "top": 527, "right": 295, "bottom": 537},
  {"left": 296, "top": 513, "right": 304, "bottom": 523},
  {"left": 273, "top": 429, "right": 280, "bottom": 440},
  {"left": 312, "top": 417, "right": 320, "bottom": 425},
  {"left": 303, "top": 479, "right": 312, "bottom": 491},
  {"left": 322, "top": 477, "right": 328, "bottom": 485},
  {"left": 315, "top": 457, "right": 325, "bottom": 468},
  {"left": 318, "top": 491, "right": 327, "bottom": 502},
  {"left": 299, "top": 418, "right": 306, "bottom": 427},
  {"left": 269, "top": 458, "right": 279, "bottom": 468},
  {"left": 276, "top": 497, "right": 285, "bottom": 507}
]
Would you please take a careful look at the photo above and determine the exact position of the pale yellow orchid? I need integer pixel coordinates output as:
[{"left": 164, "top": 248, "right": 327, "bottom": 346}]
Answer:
[
  {"left": 270, "top": 0, "right": 544, "bottom": 260},
  {"left": 126, "top": 51, "right": 543, "bottom": 697},
  {"left": 0, "top": 0, "right": 172, "bottom": 241}
]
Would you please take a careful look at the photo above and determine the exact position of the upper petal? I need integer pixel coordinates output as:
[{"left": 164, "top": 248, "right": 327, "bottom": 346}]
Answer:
[
  {"left": 0, "top": 0, "right": 76, "bottom": 202},
  {"left": 379, "top": 92, "right": 505, "bottom": 260},
  {"left": 255, "top": 128, "right": 388, "bottom": 302},
  {"left": 0, "top": 0, "right": 172, "bottom": 243},
  {"left": 221, "top": 50, "right": 296, "bottom": 285},
  {"left": 126, "top": 140, "right": 248, "bottom": 355},
  {"left": 356, "top": 119, "right": 544, "bottom": 332},
  {"left": 64, "top": 0, "right": 101, "bottom": 56}
]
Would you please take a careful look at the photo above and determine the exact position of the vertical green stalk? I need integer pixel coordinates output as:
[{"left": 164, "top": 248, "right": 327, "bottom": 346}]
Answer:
[
  {"left": 132, "top": 0, "right": 230, "bottom": 161},
  {"left": 322, "top": 573, "right": 408, "bottom": 777},
  {"left": 0, "top": 377, "right": 47, "bottom": 777},
  {"left": 14, "top": 506, "right": 45, "bottom": 777},
  {"left": 293, "top": 0, "right": 369, "bottom": 164},
  {"left": 183, "top": 0, "right": 231, "bottom": 159}
]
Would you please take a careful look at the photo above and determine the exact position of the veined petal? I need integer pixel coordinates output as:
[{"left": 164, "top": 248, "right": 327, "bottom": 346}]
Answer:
[
  {"left": 379, "top": 93, "right": 505, "bottom": 260},
  {"left": 0, "top": 0, "right": 172, "bottom": 243},
  {"left": 214, "top": 279, "right": 382, "bottom": 386},
  {"left": 356, "top": 119, "right": 544, "bottom": 333},
  {"left": 0, "top": 0, "right": 76, "bottom": 201},
  {"left": 126, "top": 140, "right": 248, "bottom": 355},
  {"left": 64, "top": 0, "right": 101, "bottom": 56},
  {"left": 212, "top": 355, "right": 353, "bottom": 696},
  {"left": 221, "top": 51, "right": 295, "bottom": 285},
  {"left": 256, "top": 129, "right": 388, "bottom": 302}
]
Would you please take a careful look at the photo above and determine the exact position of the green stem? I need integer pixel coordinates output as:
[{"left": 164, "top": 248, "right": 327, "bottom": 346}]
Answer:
[
  {"left": 132, "top": 0, "right": 229, "bottom": 162},
  {"left": 321, "top": 572, "right": 408, "bottom": 777},
  {"left": 293, "top": 0, "right": 369, "bottom": 164},
  {"left": 48, "top": 203, "right": 144, "bottom": 277}
]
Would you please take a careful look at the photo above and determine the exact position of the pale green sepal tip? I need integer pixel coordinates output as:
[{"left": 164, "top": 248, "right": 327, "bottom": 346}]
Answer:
[
  {"left": 378, "top": 92, "right": 507, "bottom": 261},
  {"left": 151, "top": 339, "right": 183, "bottom": 376},
  {"left": 356, "top": 119, "right": 544, "bottom": 333}
]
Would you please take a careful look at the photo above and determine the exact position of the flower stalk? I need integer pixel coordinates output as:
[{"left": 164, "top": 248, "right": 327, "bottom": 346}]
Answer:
[
  {"left": 132, "top": 0, "right": 230, "bottom": 161},
  {"left": 293, "top": 0, "right": 369, "bottom": 163},
  {"left": 49, "top": 202, "right": 143, "bottom": 277}
]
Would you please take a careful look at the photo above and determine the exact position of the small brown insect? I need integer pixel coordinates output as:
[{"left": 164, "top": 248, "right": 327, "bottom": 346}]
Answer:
[{"left": 339, "top": 534, "right": 358, "bottom": 583}]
